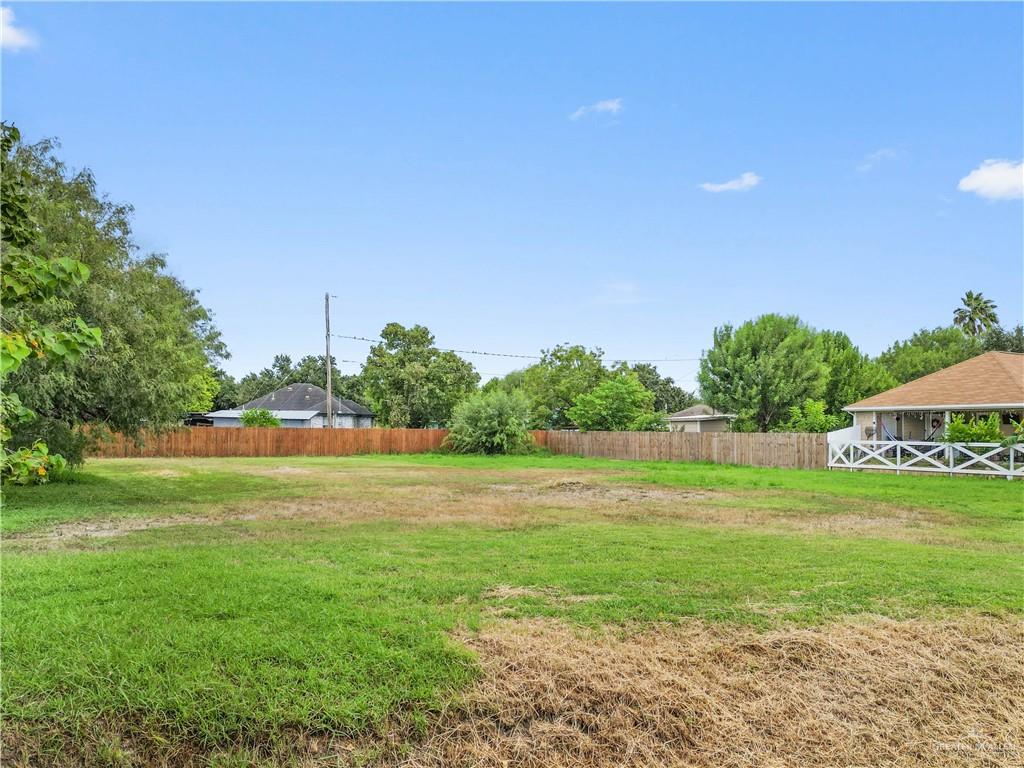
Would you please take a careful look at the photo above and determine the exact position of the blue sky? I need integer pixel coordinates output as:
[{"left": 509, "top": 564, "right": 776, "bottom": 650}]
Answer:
[{"left": 3, "top": 2, "right": 1022, "bottom": 389}]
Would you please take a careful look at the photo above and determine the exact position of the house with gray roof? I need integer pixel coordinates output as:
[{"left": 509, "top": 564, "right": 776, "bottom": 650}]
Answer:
[
  {"left": 207, "top": 383, "right": 375, "bottom": 428},
  {"left": 665, "top": 404, "right": 736, "bottom": 433}
]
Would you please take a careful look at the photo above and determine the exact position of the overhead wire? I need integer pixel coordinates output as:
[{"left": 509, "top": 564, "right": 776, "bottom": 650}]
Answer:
[{"left": 331, "top": 334, "right": 700, "bottom": 363}]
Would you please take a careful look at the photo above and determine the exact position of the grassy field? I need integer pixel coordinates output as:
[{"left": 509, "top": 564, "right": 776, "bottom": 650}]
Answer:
[{"left": 3, "top": 455, "right": 1022, "bottom": 767}]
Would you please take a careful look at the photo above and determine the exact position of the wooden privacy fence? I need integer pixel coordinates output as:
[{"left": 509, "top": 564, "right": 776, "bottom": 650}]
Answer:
[
  {"left": 90, "top": 427, "right": 450, "bottom": 458},
  {"left": 541, "top": 430, "right": 827, "bottom": 470},
  {"left": 88, "top": 427, "right": 825, "bottom": 469}
]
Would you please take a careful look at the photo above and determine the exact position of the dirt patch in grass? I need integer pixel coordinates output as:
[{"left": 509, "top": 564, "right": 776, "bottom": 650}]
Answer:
[
  {"left": 139, "top": 468, "right": 185, "bottom": 478},
  {"left": 8, "top": 513, "right": 263, "bottom": 546},
  {"left": 240, "top": 465, "right": 314, "bottom": 476},
  {"left": 8, "top": 472, "right": 972, "bottom": 550},
  {"left": 398, "top": 614, "right": 1023, "bottom": 768},
  {"left": 488, "top": 478, "right": 713, "bottom": 503}
]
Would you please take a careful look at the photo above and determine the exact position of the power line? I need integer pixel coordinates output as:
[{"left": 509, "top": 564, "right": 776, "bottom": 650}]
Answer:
[
  {"left": 331, "top": 333, "right": 701, "bottom": 363},
  {"left": 332, "top": 334, "right": 539, "bottom": 360}
]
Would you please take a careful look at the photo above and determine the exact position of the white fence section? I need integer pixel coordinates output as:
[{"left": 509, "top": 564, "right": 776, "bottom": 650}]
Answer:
[
  {"left": 828, "top": 440, "right": 1023, "bottom": 479},
  {"left": 826, "top": 425, "right": 858, "bottom": 447}
]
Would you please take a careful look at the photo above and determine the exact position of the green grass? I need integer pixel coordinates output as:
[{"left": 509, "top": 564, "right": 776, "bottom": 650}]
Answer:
[{"left": 2, "top": 454, "right": 1022, "bottom": 759}]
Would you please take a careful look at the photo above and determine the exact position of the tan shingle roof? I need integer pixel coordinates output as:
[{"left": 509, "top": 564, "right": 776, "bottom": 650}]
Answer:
[{"left": 845, "top": 351, "right": 1024, "bottom": 411}]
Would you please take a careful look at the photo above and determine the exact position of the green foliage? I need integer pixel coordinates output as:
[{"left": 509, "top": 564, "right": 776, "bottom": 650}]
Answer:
[
  {"left": 210, "top": 367, "right": 242, "bottom": 411},
  {"left": 481, "top": 369, "right": 526, "bottom": 395},
  {"left": 445, "top": 389, "right": 533, "bottom": 454},
  {"left": 239, "top": 408, "right": 281, "bottom": 428},
  {"left": 362, "top": 323, "right": 479, "bottom": 428},
  {"left": 628, "top": 363, "right": 697, "bottom": 414},
  {"left": 521, "top": 344, "right": 608, "bottom": 429},
  {"left": 775, "top": 399, "right": 843, "bottom": 433},
  {"left": 943, "top": 413, "right": 1003, "bottom": 444},
  {"left": 3, "top": 128, "right": 224, "bottom": 435},
  {"left": 818, "top": 330, "right": 897, "bottom": 419},
  {"left": 698, "top": 314, "right": 828, "bottom": 432},
  {"left": 234, "top": 355, "right": 366, "bottom": 407},
  {"left": 1, "top": 123, "right": 102, "bottom": 484},
  {"left": 186, "top": 367, "right": 220, "bottom": 413},
  {"left": 953, "top": 290, "right": 999, "bottom": 336},
  {"left": 8, "top": 416, "right": 87, "bottom": 468},
  {"left": 2, "top": 441, "right": 67, "bottom": 485},
  {"left": 877, "top": 326, "right": 981, "bottom": 384},
  {"left": 567, "top": 372, "right": 661, "bottom": 432},
  {"left": 981, "top": 324, "right": 1024, "bottom": 353},
  {"left": 1001, "top": 419, "right": 1023, "bottom": 447}
]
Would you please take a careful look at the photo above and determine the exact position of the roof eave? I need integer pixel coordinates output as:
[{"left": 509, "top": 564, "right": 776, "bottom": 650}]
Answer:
[
  {"left": 844, "top": 402, "right": 1024, "bottom": 413},
  {"left": 666, "top": 414, "right": 737, "bottom": 422}
]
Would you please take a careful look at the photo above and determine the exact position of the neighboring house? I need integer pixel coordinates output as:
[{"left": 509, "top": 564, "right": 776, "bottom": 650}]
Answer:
[
  {"left": 844, "top": 351, "right": 1024, "bottom": 441},
  {"left": 665, "top": 404, "right": 737, "bottom": 433},
  {"left": 207, "top": 383, "right": 375, "bottom": 428}
]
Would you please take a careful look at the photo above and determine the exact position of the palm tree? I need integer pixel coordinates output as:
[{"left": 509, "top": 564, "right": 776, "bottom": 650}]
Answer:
[{"left": 953, "top": 291, "right": 999, "bottom": 336}]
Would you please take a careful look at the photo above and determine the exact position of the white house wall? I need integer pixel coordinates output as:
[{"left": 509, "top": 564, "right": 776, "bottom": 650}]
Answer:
[{"left": 210, "top": 414, "right": 374, "bottom": 428}]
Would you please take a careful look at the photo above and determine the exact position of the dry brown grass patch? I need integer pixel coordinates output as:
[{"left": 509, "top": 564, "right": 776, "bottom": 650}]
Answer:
[
  {"left": 7, "top": 467, "right": 981, "bottom": 550},
  {"left": 397, "top": 615, "right": 1023, "bottom": 768}
]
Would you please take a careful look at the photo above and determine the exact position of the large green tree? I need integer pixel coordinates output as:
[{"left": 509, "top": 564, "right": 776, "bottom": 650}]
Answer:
[
  {"left": 819, "top": 330, "right": 897, "bottom": 417},
  {"left": 520, "top": 344, "right": 608, "bottom": 429},
  {"left": 981, "top": 324, "right": 1024, "bottom": 353},
  {"left": 698, "top": 314, "right": 828, "bottom": 432},
  {"left": 5, "top": 131, "right": 225, "bottom": 435},
  {"left": 953, "top": 291, "right": 999, "bottom": 336},
  {"left": 567, "top": 372, "right": 662, "bottom": 432},
  {"left": 362, "top": 323, "right": 479, "bottom": 427},
  {"left": 876, "top": 326, "right": 981, "bottom": 384},
  {"left": 627, "top": 363, "right": 696, "bottom": 414},
  {"left": 1, "top": 124, "right": 103, "bottom": 481}
]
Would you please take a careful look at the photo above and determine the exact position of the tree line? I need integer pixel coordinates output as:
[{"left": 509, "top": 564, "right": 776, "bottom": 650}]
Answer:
[
  {"left": 3, "top": 124, "right": 1020, "bottom": 479},
  {"left": 217, "top": 297, "right": 1019, "bottom": 436}
]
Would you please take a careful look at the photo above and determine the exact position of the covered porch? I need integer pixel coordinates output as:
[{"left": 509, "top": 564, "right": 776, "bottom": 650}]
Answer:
[{"left": 851, "top": 408, "right": 1020, "bottom": 442}]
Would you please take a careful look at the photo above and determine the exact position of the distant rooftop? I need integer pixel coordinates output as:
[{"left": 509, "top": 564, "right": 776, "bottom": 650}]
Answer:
[
  {"left": 667, "top": 404, "right": 736, "bottom": 421},
  {"left": 206, "top": 409, "right": 321, "bottom": 420},
  {"left": 219, "top": 383, "right": 373, "bottom": 416}
]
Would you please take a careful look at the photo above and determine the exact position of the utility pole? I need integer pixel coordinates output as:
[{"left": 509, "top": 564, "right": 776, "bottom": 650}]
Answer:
[{"left": 325, "top": 292, "right": 333, "bottom": 429}]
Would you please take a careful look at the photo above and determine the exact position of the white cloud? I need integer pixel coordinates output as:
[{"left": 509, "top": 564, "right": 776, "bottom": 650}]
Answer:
[
  {"left": 1, "top": 8, "right": 37, "bottom": 52},
  {"left": 699, "top": 171, "right": 762, "bottom": 193},
  {"left": 570, "top": 98, "right": 623, "bottom": 121},
  {"left": 857, "top": 147, "right": 897, "bottom": 173},
  {"left": 593, "top": 280, "right": 649, "bottom": 306},
  {"left": 957, "top": 159, "right": 1024, "bottom": 200}
]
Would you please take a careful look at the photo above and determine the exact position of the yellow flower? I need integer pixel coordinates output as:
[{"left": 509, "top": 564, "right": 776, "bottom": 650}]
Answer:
[{"left": 38, "top": 467, "right": 46, "bottom": 476}]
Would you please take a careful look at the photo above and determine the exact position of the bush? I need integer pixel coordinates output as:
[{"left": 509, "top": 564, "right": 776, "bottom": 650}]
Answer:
[
  {"left": 445, "top": 390, "right": 533, "bottom": 454},
  {"left": 943, "top": 413, "right": 1003, "bottom": 443},
  {"left": 566, "top": 373, "right": 662, "bottom": 432},
  {"left": 1, "top": 441, "right": 68, "bottom": 485},
  {"left": 775, "top": 399, "right": 844, "bottom": 433},
  {"left": 8, "top": 416, "right": 88, "bottom": 468},
  {"left": 239, "top": 408, "right": 281, "bottom": 427}
]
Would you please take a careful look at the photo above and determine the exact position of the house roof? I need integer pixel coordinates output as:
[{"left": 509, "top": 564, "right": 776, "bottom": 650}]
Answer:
[
  {"left": 207, "top": 409, "right": 321, "bottom": 420},
  {"left": 240, "top": 383, "right": 374, "bottom": 416},
  {"left": 667, "top": 404, "right": 737, "bottom": 421},
  {"left": 845, "top": 351, "right": 1024, "bottom": 412}
]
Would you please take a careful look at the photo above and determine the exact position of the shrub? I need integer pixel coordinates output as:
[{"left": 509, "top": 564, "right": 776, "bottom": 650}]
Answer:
[
  {"left": 1, "top": 441, "right": 68, "bottom": 485},
  {"left": 567, "top": 373, "right": 662, "bottom": 432},
  {"left": 239, "top": 408, "right": 281, "bottom": 427},
  {"left": 775, "top": 399, "right": 843, "bottom": 433},
  {"left": 943, "top": 413, "right": 1003, "bottom": 443},
  {"left": 445, "top": 390, "right": 533, "bottom": 454}
]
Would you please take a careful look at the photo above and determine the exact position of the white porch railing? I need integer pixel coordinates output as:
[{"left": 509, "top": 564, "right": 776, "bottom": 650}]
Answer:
[{"left": 828, "top": 440, "right": 1023, "bottom": 479}]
